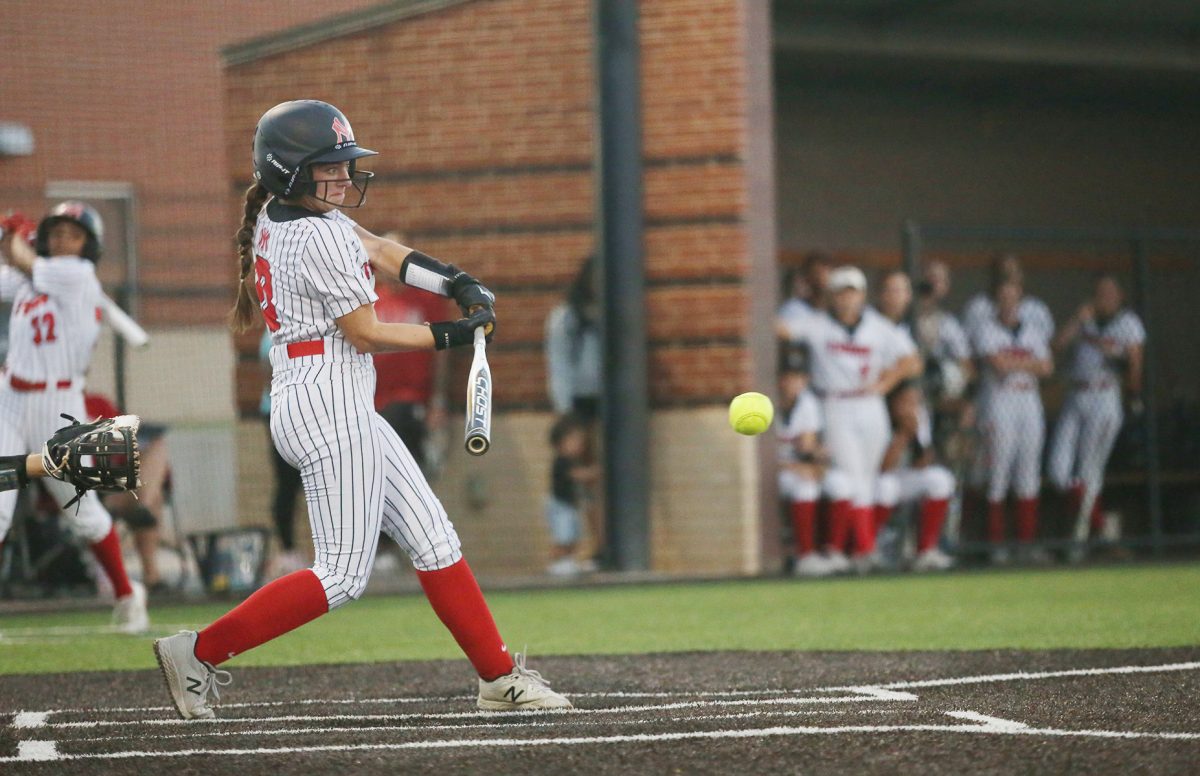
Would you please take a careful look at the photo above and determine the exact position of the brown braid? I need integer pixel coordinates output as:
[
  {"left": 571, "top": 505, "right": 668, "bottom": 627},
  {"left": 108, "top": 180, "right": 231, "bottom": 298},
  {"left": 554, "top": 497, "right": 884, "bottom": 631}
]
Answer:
[{"left": 229, "top": 182, "right": 271, "bottom": 332}]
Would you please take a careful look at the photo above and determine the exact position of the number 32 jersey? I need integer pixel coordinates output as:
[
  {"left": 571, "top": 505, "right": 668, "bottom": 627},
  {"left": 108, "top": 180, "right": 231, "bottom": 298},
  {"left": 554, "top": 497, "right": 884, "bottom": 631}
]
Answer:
[{"left": 0, "top": 257, "right": 103, "bottom": 382}]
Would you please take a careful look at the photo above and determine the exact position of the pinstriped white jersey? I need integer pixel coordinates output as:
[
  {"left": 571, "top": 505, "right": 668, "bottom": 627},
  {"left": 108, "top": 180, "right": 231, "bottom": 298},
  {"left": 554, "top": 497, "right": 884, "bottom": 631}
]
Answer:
[
  {"left": 1068, "top": 309, "right": 1144, "bottom": 383},
  {"left": 781, "top": 307, "right": 917, "bottom": 395},
  {"left": 0, "top": 258, "right": 102, "bottom": 382},
  {"left": 252, "top": 199, "right": 378, "bottom": 373}
]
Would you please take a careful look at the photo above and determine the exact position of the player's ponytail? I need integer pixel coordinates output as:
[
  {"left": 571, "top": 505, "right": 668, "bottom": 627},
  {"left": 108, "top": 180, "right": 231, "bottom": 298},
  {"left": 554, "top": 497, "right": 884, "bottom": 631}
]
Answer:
[{"left": 230, "top": 182, "right": 271, "bottom": 333}]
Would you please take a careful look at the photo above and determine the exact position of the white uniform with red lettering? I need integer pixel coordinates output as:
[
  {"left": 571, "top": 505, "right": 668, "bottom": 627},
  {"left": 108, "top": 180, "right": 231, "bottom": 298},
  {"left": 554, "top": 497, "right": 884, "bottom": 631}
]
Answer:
[
  {"left": 0, "top": 257, "right": 113, "bottom": 541},
  {"left": 255, "top": 199, "right": 462, "bottom": 609},
  {"left": 782, "top": 307, "right": 916, "bottom": 509},
  {"left": 1047, "top": 309, "right": 1144, "bottom": 506},
  {"left": 973, "top": 319, "right": 1050, "bottom": 502}
]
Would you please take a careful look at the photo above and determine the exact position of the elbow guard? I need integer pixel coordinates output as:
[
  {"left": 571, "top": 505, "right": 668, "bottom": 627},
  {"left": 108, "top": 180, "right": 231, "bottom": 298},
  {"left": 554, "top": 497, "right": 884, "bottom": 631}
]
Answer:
[{"left": 400, "top": 250, "right": 456, "bottom": 297}]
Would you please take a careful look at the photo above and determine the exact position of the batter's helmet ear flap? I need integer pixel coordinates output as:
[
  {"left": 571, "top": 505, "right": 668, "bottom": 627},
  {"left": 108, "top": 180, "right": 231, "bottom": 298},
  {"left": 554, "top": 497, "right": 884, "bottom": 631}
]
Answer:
[{"left": 35, "top": 201, "right": 104, "bottom": 262}]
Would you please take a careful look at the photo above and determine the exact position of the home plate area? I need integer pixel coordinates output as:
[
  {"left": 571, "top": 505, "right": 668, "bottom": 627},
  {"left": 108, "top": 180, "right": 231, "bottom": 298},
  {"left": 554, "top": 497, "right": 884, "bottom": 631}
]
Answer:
[{"left": 3, "top": 648, "right": 1199, "bottom": 774}]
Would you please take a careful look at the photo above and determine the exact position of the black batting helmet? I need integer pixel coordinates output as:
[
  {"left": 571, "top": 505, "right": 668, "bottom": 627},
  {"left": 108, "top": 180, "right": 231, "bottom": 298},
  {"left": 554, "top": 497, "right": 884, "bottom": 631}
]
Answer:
[
  {"left": 35, "top": 201, "right": 104, "bottom": 262},
  {"left": 252, "top": 100, "right": 377, "bottom": 206}
]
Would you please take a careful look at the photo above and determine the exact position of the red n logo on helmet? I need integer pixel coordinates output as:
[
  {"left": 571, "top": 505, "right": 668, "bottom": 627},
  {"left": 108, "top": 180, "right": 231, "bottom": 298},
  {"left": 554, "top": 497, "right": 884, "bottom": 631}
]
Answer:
[{"left": 331, "top": 117, "right": 354, "bottom": 145}]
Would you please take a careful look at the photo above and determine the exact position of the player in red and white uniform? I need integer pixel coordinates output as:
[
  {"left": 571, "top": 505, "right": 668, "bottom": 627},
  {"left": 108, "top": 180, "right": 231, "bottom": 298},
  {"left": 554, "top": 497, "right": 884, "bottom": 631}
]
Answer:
[
  {"left": 873, "top": 382, "right": 956, "bottom": 571},
  {"left": 971, "top": 279, "right": 1054, "bottom": 564},
  {"left": 1048, "top": 274, "right": 1144, "bottom": 553},
  {"left": 963, "top": 254, "right": 1054, "bottom": 343},
  {"left": 152, "top": 100, "right": 569, "bottom": 720},
  {"left": 0, "top": 203, "right": 147, "bottom": 631},
  {"left": 775, "top": 348, "right": 835, "bottom": 577},
  {"left": 778, "top": 266, "right": 921, "bottom": 569}
]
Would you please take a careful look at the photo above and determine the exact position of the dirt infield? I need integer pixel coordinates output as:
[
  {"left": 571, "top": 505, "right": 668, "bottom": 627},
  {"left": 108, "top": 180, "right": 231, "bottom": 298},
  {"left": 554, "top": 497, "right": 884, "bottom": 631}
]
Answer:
[{"left": 2, "top": 647, "right": 1199, "bottom": 774}]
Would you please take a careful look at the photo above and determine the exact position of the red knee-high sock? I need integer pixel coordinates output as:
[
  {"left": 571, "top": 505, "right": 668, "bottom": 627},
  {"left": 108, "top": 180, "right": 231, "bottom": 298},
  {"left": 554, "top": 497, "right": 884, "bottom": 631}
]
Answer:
[
  {"left": 873, "top": 504, "right": 893, "bottom": 531},
  {"left": 791, "top": 501, "right": 816, "bottom": 556},
  {"left": 89, "top": 527, "right": 133, "bottom": 599},
  {"left": 826, "top": 500, "right": 851, "bottom": 553},
  {"left": 1016, "top": 498, "right": 1039, "bottom": 543},
  {"left": 850, "top": 507, "right": 876, "bottom": 556},
  {"left": 416, "top": 558, "right": 514, "bottom": 681},
  {"left": 1090, "top": 494, "right": 1105, "bottom": 533},
  {"left": 918, "top": 498, "right": 949, "bottom": 552},
  {"left": 1066, "top": 482, "right": 1084, "bottom": 519},
  {"left": 195, "top": 569, "right": 328, "bottom": 666},
  {"left": 987, "top": 501, "right": 1006, "bottom": 543}
]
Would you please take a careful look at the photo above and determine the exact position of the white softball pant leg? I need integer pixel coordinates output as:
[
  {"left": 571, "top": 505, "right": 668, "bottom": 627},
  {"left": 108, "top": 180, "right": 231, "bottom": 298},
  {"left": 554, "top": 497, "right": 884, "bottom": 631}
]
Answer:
[
  {"left": 822, "top": 396, "right": 890, "bottom": 508},
  {"left": 982, "top": 392, "right": 1044, "bottom": 502},
  {"left": 778, "top": 469, "right": 821, "bottom": 502}
]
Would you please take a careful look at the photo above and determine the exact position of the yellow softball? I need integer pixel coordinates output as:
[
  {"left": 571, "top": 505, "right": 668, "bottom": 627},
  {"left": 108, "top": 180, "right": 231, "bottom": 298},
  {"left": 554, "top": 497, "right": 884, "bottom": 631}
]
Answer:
[{"left": 729, "top": 392, "right": 774, "bottom": 436}]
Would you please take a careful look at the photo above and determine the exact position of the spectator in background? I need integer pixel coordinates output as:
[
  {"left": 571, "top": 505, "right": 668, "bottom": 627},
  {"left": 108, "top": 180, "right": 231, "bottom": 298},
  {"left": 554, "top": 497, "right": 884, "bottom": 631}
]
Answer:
[
  {"left": 972, "top": 279, "right": 1054, "bottom": 565},
  {"left": 1047, "top": 273, "right": 1145, "bottom": 559},
  {"left": 544, "top": 413, "right": 600, "bottom": 577},
  {"left": 371, "top": 232, "right": 453, "bottom": 477},
  {"left": 85, "top": 392, "right": 172, "bottom": 593},
  {"left": 260, "top": 330, "right": 305, "bottom": 578},
  {"left": 545, "top": 255, "right": 604, "bottom": 563}
]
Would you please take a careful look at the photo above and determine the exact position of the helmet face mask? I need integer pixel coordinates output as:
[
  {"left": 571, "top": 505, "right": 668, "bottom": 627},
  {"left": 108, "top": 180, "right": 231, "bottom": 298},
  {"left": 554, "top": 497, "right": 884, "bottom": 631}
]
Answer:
[
  {"left": 35, "top": 201, "right": 104, "bottom": 262},
  {"left": 293, "top": 158, "right": 374, "bottom": 209},
  {"left": 253, "top": 100, "right": 378, "bottom": 208}
]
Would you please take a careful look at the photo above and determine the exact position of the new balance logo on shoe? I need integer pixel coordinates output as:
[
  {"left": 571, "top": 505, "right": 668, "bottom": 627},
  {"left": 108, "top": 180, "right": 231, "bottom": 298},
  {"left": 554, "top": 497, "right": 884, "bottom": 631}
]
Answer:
[
  {"left": 186, "top": 677, "right": 203, "bottom": 696},
  {"left": 504, "top": 685, "right": 525, "bottom": 703}
]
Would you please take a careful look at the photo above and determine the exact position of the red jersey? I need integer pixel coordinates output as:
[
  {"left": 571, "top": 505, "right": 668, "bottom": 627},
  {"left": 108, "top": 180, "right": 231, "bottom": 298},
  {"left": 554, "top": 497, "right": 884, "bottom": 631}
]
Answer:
[{"left": 372, "top": 283, "right": 452, "bottom": 409}]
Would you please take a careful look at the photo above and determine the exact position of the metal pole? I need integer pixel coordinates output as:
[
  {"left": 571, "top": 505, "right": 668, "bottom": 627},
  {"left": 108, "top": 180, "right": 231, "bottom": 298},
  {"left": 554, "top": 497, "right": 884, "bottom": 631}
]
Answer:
[
  {"left": 1131, "top": 235, "right": 1164, "bottom": 556},
  {"left": 594, "top": 0, "right": 649, "bottom": 570}
]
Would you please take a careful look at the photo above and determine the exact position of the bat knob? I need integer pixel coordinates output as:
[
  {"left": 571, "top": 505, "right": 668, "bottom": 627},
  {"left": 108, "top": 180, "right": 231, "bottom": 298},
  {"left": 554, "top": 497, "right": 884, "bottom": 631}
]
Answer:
[{"left": 466, "top": 435, "right": 490, "bottom": 456}]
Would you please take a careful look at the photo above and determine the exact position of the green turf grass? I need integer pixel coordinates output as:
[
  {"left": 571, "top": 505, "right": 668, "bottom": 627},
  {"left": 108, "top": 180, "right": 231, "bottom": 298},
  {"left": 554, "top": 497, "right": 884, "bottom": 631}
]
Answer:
[{"left": 1, "top": 563, "right": 1197, "bottom": 675}]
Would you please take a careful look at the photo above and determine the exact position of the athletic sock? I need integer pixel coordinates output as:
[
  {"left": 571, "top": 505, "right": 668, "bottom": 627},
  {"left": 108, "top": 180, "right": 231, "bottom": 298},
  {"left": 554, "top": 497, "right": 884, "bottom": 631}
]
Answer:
[
  {"left": 873, "top": 504, "right": 893, "bottom": 531},
  {"left": 826, "top": 499, "right": 851, "bottom": 554},
  {"left": 416, "top": 558, "right": 514, "bottom": 681},
  {"left": 850, "top": 506, "right": 876, "bottom": 556},
  {"left": 790, "top": 501, "right": 816, "bottom": 556},
  {"left": 987, "top": 501, "right": 1006, "bottom": 543},
  {"left": 1090, "top": 494, "right": 1105, "bottom": 533},
  {"left": 89, "top": 527, "right": 133, "bottom": 599},
  {"left": 918, "top": 498, "right": 950, "bottom": 552},
  {"left": 1066, "top": 482, "right": 1084, "bottom": 521},
  {"left": 1016, "top": 498, "right": 1039, "bottom": 543},
  {"left": 194, "top": 569, "right": 328, "bottom": 666}
]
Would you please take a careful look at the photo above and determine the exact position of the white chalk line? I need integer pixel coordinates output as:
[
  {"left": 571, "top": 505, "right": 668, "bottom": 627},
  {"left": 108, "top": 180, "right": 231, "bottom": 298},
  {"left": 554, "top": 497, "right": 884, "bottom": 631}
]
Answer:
[
  {"left": 848, "top": 660, "right": 1200, "bottom": 692},
  {"left": 41, "top": 693, "right": 907, "bottom": 730},
  {"left": 5, "top": 714, "right": 1200, "bottom": 762},
  {"left": 12, "top": 686, "right": 896, "bottom": 720},
  {"left": 63, "top": 707, "right": 908, "bottom": 745}
]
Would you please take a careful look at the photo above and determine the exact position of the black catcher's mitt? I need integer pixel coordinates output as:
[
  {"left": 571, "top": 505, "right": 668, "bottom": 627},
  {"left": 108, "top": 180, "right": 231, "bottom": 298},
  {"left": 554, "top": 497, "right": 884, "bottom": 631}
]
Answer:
[{"left": 42, "top": 414, "right": 141, "bottom": 508}]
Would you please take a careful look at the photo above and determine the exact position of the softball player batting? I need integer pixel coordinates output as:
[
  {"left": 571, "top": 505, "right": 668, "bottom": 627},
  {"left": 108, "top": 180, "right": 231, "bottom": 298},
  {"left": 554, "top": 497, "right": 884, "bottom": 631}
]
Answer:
[
  {"left": 778, "top": 266, "right": 921, "bottom": 570},
  {"left": 153, "top": 100, "right": 569, "bottom": 719},
  {"left": 972, "top": 279, "right": 1054, "bottom": 564},
  {"left": 1048, "top": 274, "right": 1144, "bottom": 550},
  {"left": 0, "top": 203, "right": 148, "bottom": 633}
]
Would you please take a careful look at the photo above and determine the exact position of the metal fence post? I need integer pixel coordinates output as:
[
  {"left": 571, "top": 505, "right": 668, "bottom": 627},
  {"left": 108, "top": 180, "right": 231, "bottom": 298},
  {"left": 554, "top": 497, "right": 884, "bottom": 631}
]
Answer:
[{"left": 1131, "top": 234, "right": 1165, "bottom": 556}]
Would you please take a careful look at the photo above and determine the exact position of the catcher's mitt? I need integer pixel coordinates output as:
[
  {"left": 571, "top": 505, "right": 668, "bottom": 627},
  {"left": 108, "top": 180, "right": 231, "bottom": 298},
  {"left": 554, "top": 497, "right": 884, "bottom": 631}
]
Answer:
[{"left": 42, "top": 414, "right": 141, "bottom": 508}]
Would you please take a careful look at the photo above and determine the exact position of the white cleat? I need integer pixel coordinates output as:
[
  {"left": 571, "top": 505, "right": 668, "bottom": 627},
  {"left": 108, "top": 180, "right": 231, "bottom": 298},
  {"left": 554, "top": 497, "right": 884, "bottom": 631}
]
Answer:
[
  {"left": 477, "top": 652, "right": 572, "bottom": 711},
  {"left": 153, "top": 630, "right": 232, "bottom": 720},
  {"left": 823, "top": 550, "right": 851, "bottom": 574},
  {"left": 112, "top": 580, "right": 149, "bottom": 634},
  {"left": 793, "top": 553, "right": 834, "bottom": 578},
  {"left": 912, "top": 548, "right": 955, "bottom": 572}
]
